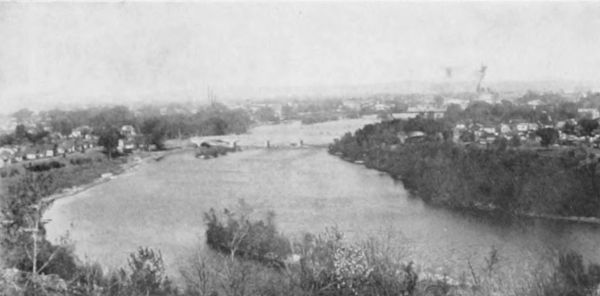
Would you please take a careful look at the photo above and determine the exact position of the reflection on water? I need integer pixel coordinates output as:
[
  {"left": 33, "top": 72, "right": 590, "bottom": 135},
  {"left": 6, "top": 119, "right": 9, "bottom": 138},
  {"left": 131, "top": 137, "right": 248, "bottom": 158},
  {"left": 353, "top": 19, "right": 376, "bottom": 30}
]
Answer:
[{"left": 45, "top": 128, "right": 600, "bottom": 281}]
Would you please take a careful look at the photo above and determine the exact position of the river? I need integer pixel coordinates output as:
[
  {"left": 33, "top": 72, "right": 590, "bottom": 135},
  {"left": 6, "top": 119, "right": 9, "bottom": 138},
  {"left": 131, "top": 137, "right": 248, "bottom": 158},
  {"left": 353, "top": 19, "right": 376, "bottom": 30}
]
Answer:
[{"left": 44, "top": 119, "right": 600, "bottom": 283}]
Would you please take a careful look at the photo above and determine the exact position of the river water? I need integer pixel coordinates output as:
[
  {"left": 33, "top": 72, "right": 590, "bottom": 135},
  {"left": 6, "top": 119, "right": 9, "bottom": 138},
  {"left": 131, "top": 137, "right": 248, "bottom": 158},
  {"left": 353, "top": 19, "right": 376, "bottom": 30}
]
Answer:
[{"left": 44, "top": 119, "right": 600, "bottom": 283}]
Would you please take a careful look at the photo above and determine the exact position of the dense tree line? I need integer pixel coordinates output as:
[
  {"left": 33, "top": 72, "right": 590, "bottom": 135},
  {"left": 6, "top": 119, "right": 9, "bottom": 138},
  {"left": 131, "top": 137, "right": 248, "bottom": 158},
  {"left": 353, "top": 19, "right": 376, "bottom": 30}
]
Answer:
[
  {"left": 442, "top": 91, "right": 600, "bottom": 126},
  {"left": 2, "top": 103, "right": 252, "bottom": 157},
  {"left": 38, "top": 103, "right": 252, "bottom": 139},
  {"left": 330, "top": 118, "right": 600, "bottom": 218}
]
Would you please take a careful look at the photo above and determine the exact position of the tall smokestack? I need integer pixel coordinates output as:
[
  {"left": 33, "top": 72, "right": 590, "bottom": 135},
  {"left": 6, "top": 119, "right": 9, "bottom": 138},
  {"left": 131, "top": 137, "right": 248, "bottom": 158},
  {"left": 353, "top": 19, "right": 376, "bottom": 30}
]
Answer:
[{"left": 476, "top": 64, "right": 487, "bottom": 93}]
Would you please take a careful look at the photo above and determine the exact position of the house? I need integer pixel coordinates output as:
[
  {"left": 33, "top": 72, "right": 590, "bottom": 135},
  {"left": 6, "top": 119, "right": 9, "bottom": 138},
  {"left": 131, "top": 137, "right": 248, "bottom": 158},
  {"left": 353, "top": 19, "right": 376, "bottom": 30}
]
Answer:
[
  {"left": 514, "top": 122, "right": 538, "bottom": 133},
  {"left": 527, "top": 123, "right": 539, "bottom": 131},
  {"left": 117, "top": 138, "right": 137, "bottom": 153},
  {"left": 392, "top": 112, "right": 420, "bottom": 120},
  {"left": 121, "top": 125, "right": 137, "bottom": 137},
  {"left": 12, "top": 151, "right": 25, "bottom": 162},
  {"left": 499, "top": 124, "right": 511, "bottom": 134},
  {"left": 527, "top": 99, "right": 544, "bottom": 109},
  {"left": 397, "top": 106, "right": 446, "bottom": 120},
  {"left": 0, "top": 148, "right": 13, "bottom": 166},
  {"left": 40, "top": 144, "right": 55, "bottom": 158},
  {"left": 70, "top": 125, "right": 92, "bottom": 139},
  {"left": 25, "top": 149, "right": 37, "bottom": 160},
  {"left": 481, "top": 127, "right": 496, "bottom": 135},
  {"left": 374, "top": 102, "right": 390, "bottom": 112},
  {"left": 58, "top": 140, "right": 75, "bottom": 154},
  {"left": 578, "top": 108, "right": 600, "bottom": 119},
  {"left": 515, "top": 123, "right": 528, "bottom": 133},
  {"left": 454, "top": 123, "right": 467, "bottom": 130}
]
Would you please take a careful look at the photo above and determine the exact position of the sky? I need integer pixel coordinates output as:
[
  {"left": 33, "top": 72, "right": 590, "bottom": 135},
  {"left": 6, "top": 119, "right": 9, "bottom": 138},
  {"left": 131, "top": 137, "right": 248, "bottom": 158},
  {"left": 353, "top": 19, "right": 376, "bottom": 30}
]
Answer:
[{"left": 1, "top": 1, "right": 600, "bottom": 112}]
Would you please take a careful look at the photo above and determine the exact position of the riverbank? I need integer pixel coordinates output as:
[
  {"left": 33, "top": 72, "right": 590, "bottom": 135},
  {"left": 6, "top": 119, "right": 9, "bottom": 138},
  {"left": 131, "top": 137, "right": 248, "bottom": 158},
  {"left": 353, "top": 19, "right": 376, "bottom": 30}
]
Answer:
[
  {"left": 337, "top": 150, "right": 600, "bottom": 225},
  {"left": 41, "top": 148, "right": 177, "bottom": 204},
  {"left": 329, "top": 121, "right": 600, "bottom": 222}
]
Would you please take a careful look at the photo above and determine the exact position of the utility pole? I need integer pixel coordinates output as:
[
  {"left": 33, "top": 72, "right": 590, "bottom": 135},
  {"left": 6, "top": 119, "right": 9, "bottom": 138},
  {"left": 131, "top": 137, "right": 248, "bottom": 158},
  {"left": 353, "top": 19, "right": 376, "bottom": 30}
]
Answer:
[
  {"left": 22, "top": 203, "right": 42, "bottom": 275},
  {"left": 21, "top": 202, "right": 51, "bottom": 276}
]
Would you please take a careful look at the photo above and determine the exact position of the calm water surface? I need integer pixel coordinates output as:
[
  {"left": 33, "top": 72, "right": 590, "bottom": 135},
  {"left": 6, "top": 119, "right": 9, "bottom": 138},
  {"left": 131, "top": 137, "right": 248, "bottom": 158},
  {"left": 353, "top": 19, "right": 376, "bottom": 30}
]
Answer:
[{"left": 45, "top": 121, "right": 600, "bottom": 281}]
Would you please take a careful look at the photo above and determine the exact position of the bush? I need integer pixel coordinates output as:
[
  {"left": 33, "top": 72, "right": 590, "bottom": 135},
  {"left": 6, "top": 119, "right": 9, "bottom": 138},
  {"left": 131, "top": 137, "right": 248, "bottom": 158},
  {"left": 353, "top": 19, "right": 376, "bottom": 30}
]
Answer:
[
  {"left": 204, "top": 200, "right": 291, "bottom": 266},
  {"left": 289, "top": 228, "right": 418, "bottom": 296},
  {"left": 182, "top": 251, "right": 298, "bottom": 296},
  {"left": 127, "top": 247, "right": 176, "bottom": 296},
  {"left": 25, "top": 160, "right": 65, "bottom": 172},
  {"left": 67, "top": 248, "right": 178, "bottom": 296},
  {"left": 69, "top": 157, "right": 93, "bottom": 166}
]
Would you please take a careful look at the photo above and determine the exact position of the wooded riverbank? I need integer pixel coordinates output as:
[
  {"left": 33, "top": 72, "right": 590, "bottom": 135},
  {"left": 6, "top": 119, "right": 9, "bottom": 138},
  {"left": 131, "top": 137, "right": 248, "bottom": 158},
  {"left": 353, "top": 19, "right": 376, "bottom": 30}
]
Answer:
[{"left": 329, "top": 120, "right": 600, "bottom": 221}]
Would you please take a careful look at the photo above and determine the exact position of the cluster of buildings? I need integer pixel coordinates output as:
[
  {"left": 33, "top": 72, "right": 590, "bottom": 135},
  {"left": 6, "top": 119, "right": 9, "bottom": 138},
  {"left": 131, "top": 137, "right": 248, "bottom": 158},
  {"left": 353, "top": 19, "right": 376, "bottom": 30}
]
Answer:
[
  {"left": 0, "top": 139, "right": 96, "bottom": 168},
  {"left": 452, "top": 121, "right": 542, "bottom": 145},
  {"left": 452, "top": 117, "right": 600, "bottom": 147},
  {"left": 0, "top": 126, "right": 98, "bottom": 168}
]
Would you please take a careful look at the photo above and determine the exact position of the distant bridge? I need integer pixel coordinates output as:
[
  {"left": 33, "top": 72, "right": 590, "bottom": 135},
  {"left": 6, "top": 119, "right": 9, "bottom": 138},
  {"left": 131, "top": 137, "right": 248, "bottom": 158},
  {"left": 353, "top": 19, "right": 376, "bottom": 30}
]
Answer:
[{"left": 189, "top": 137, "right": 329, "bottom": 150}]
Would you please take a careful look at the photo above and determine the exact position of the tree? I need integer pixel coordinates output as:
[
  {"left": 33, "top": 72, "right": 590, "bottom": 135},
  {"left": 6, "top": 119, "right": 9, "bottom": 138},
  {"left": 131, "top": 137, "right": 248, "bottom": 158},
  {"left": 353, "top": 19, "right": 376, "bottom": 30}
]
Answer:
[
  {"left": 26, "top": 124, "right": 50, "bottom": 145},
  {"left": 464, "top": 101, "right": 493, "bottom": 123},
  {"left": 1, "top": 173, "right": 78, "bottom": 293},
  {"left": 445, "top": 104, "right": 463, "bottom": 123},
  {"left": 97, "top": 126, "right": 121, "bottom": 159},
  {"left": 509, "top": 135, "right": 521, "bottom": 147},
  {"left": 492, "top": 137, "right": 508, "bottom": 151},
  {"left": 202, "top": 117, "right": 229, "bottom": 136},
  {"left": 281, "top": 104, "right": 295, "bottom": 120},
  {"left": 557, "top": 102, "right": 578, "bottom": 120},
  {"left": 377, "top": 111, "right": 392, "bottom": 121},
  {"left": 90, "top": 106, "right": 136, "bottom": 131},
  {"left": 536, "top": 128, "right": 559, "bottom": 147},
  {"left": 0, "top": 133, "right": 15, "bottom": 146},
  {"left": 140, "top": 117, "right": 167, "bottom": 150},
  {"left": 14, "top": 124, "right": 28, "bottom": 143},
  {"left": 254, "top": 107, "right": 279, "bottom": 123},
  {"left": 579, "top": 119, "right": 599, "bottom": 137},
  {"left": 127, "top": 247, "right": 173, "bottom": 296},
  {"left": 12, "top": 108, "right": 34, "bottom": 124}
]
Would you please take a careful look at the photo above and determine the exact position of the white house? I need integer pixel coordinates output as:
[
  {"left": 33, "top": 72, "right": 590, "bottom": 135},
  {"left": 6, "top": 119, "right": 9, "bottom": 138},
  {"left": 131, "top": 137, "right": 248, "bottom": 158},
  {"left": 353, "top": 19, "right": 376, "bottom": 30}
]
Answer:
[{"left": 578, "top": 108, "right": 600, "bottom": 119}]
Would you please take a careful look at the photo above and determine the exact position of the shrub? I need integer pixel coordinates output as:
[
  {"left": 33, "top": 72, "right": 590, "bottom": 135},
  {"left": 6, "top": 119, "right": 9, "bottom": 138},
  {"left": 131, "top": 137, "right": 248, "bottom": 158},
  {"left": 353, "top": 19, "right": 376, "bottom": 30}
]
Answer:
[
  {"left": 25, "top": 160, "right": 65, "bottom": 172},
  {"left": 127, "top": 247, "right": 175, "bottom": 296},
  {"left": 10, "top": 167, "right": 20, "bottom": 177},
  {"left": 182, "top": 251, "right": 298, "bottom": 296},
  {"left": 69, "top": 157, "right": 93, "bottom": 166},
  {"left": 204, "top": 200, "right": 291, "bottom": 266},
  {"left": 290, "top": 228, "right": 418, "bottom": 296}
]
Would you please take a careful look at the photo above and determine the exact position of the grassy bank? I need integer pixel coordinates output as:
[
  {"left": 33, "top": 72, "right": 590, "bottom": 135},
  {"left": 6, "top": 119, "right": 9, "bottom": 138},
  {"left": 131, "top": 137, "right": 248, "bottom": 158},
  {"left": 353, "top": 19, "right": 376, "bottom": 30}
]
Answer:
[
  {"left": 0, "top": 148, "right": 177, "bottom": 205},
  {"left": 0, "top": 150, "right": 130, "bottom": 196}
]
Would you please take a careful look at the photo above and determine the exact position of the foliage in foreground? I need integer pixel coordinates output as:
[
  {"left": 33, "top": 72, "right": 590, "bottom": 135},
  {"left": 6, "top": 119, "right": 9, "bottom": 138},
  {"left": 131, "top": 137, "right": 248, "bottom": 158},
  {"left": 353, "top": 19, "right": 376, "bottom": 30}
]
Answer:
[{"left": 3, "top": 173, "right": 600, "bottom": 296}]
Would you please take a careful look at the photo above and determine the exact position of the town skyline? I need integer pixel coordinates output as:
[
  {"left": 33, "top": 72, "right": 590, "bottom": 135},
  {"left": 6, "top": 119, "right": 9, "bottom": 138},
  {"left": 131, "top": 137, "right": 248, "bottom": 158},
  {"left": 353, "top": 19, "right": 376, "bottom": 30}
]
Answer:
[{"left": 2, "top": 2, "right": 600, "bottom": 112}]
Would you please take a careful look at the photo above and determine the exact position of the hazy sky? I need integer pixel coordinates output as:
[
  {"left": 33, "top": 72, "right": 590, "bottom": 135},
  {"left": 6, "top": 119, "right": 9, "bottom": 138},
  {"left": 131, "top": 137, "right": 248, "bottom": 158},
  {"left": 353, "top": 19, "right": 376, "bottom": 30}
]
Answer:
[{"left": 1, "top": 2, "right": 600, "bottom": 111}]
